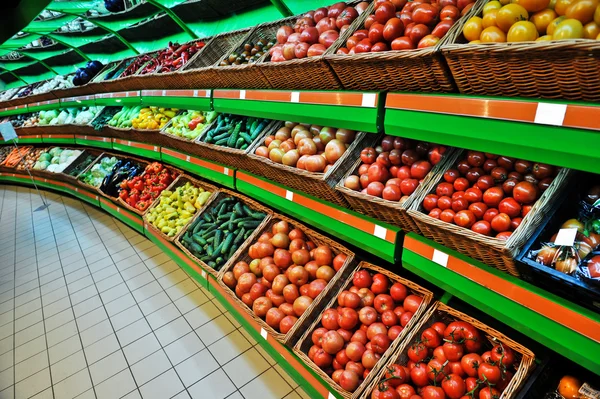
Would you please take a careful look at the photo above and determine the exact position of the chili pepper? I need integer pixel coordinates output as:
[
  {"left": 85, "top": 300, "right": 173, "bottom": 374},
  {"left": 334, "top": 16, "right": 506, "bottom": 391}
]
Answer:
[{"left": 174, "top": 44, "right": 190, "bottom": 56}]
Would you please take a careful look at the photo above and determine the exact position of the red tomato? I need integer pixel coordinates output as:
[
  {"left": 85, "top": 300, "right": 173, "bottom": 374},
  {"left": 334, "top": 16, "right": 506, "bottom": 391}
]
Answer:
[
  {"left": 461, "top": 353, "right": 482, "bottom": 377},
  {"left": 452, "top": 191, "right": 465, "bottom": 200},
  {"left": 498, "top": 197, "right": 522, "bottom": 218},
  {"left": 479, "top": 387, "right": 501, "bottom": 399},
  {"left": 423, "top": 194, "right": 439, "bottom": 211},
  {"left": 421, "top": 327, "right": 442, "bottom": 349},
  {"left": 522, "top": 205, "right": 532, "bottom": 217},
  {"left": 476, "top": 175, "right": 495, "bottom": 191},
  {"left": 355, "top": 38, "right": 373, "bottom": 53},
  {"left": 437, "top": 182, "right": 455, "bottom": 197},
  {"left": 491, "top": 213, "right": 511, "bottom": 233},
  {"left": 451, "top": 198, "right": 469, "bottom": 212},
  {"left": 444, "top": 169, "right": 460, "bottom": 183},
  {"left": 410, "top": 362, "right": 429, "bottom": 387},
  {"left": 427, "top": 358, "right": 450, "bottom": 383},
  {"left": 369, "top": 23, "right": 386, "bottom": 43},
  {"left": 422, "top": 386, "right": 447, "bottom": 399},
  {"left": 441, "top": 374, "right": 466, "bottom": 399},
  {"left": 483, "top": 208, "right": 499, "bottom": 223},
  {"left": 496, "top": 231, "right": 512, "bottom": 240},
  {"left": 431, "top": 321, "right": 446, "bottom": 336},
  {"left": 466, "top": 168, "right": 484, "bottom": 183},
  {"left": 418, "top": 34, "right": 440, "bottom": 48},
  {"left": 468, "top": 202, "right": 488, "bottom": 219},
  {"left": 510, "top": 217, "right": 522, "bottom": 231},
  {"left": 400, "top": 179, "right": 419, "bottom": 195},
  {"left": 375, "top": 2, "right": 397, "bottom": 23},
  {"left": 411, "top": 160, "right": 432, "bottom": 179},
  {"left": 408, "top": 342, "right": 429, "bottom": 362},
  {"left": 438, "top": 196, "right": 452, "bottom": 210},
  {"left": 431, "top": 19, "right": 455, "bottom": 38},
  {"left": 464, "top": 187, "right": 483, "bottom": 203},
  {"left": 440, "top": 5, "right": 460, "bottom": 19},
  {"left": 409, "top": 24, "right": 431, "bottom": 43},
  {"left": 478, "top": 363, "right": 501, "bottom": 384},
  {"left": 361, "top": 148, "right": 377, "bottom": 164},
  {"left": 454, "top": 210, "right": 476, "bottom": 228},
  {"left": 372, "top": 42, "right": 390, "bottom": 52},
  {"left": 453, "top": 177, "right": 470, "bottom": 191},
  {"left": 385, "top": 364, "right": 408, "bottom": 387},
  {"left": 391, "top": 36, "right": 416, "bottom": 50},
  {"left": 442, "top": 342, "right": 464, "bottom": 361},
  {"left": 384, "top": 18, "right": 405, "bottom": 41},
  {"left": 513, "top": 181, "right": 538, "bottom": 204},
  {"left": 490, "top": 344, "right": 515, "bottom": 366},
  {"left": 440, "top": 209, "right": 456, "bottom": 223},
  {"left": 429, "top": 208, "right": 442, "bottom": 219},
  {"left": 413, "top": 3, "right": 439, "bottom": 25},
  {"left": 483, "top": 187, "right": 504, "bottom": 207},
  {"left": 471, "top": 220, "right": 492, "bottom": 236}
]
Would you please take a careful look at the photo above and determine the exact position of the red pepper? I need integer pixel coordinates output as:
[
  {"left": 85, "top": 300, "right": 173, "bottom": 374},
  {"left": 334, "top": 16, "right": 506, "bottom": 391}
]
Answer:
[
  {"left": 174, "top": 44, "right": 190, "bottom": 56},
  {"left": 136, "top": 201, "right": 150, "bottom": 212},
  {"left": 119, "top": 190, "right": 129, "bottom": 200},
  {"left": 133, "top": 180, "right": 144, "bottom": 191},
  {"left": 140, "top": 193, "right": 151, "bottom": 201},
  {"left": 151, "top": 163, "right": 163, "bottom": 174}
]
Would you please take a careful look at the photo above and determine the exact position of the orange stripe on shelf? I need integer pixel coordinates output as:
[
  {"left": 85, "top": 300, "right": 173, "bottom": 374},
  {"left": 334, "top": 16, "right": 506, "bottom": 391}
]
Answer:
[
  {"left": 44, "top": 134, "right": 74, "bottom": 139},
  {"left": 564, "top": 105, "right": 600, "bottom": 131},
  {"left": 164, "top": 89, "right": 195, "bottom": 97},
  {"left": 404, "top": 236, "right": 600, "bottom": 344},
  {"left": 75, "top": 135, "right": 111, "bottom": 142},
  {"left": 19, "top": 135, "right": 41, "bottom": 139},
  {"left": 245, "top": 90, "right": 292, "bottom": 102},
  {"left": 189, "top": 157, "right": 226, "bottom": 174},
  {"left": 161, "top": 148, "right": 185, "bottom": 160},
  {"left": 213, "top": 90, "right": 240, "bottom": 99},
  {"left": 237, "top": 172, "right": 286, "bottom": 197},
  {"left": 113, "top": 139, "right": 156, "bottom": 151},
  {"left": 386, "top": 94, "right": 538, "bottom": 123},
  {"left": 142, "top": 90, "right": 162, "bottom": 97},
  {"left": 162, "top": 148, "right": 228, "bottom": 175},
  {"left": 299, "top": 91, "right": 365, "bottom": 107}
]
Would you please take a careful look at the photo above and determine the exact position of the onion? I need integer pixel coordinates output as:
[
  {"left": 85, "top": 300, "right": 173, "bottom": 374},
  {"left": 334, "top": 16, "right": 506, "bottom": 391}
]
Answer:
[{"left": 282, "top": 150, "right": 300, "bottom": 166}]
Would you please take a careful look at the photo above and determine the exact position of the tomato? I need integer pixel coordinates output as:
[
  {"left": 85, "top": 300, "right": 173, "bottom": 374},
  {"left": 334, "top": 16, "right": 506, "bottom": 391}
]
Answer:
[
  {"left": 452, "top": 198, "right": 469, "bottom": 212},
  {"left": 384, "top": 18, "right": 406, "bottom": 41},
  {"left": 463, "top": 16, "right": 484, "bottom": 40},
  {"left": 438, "top": 196, "right": 452, "bottom": 210},
  {"left": 441, "top": 5, "right": 461, "bottom": 19},
  {"left": 507, "top": 20, "right": 540, "bottom": 40},
  {"left": 467, "top": 151, "right": 485, "bottom": 167},
  {"left": 484, "top": 0, "right": 502, "bottom": 14},
  {"left": 513, "top": 181, "right": 538, "bottom": 204},
  {"left": 376, "top": 1, "right": 397, "bottom": 23},
  {"left": 427, "top": 358, "right": 450, "bottom": 383},
  {"left": 361, "top": 147, "right": 377, "bottom": 164},
  {"left": 468, "top": 202, "right": 488, "bottom": 218},
  {"left": 490, "top": 343, "right": 515, "bottom": 366},
  {"left": 547, "top": 15, "right": 567, "bottom": 35},
  {"left": 422, "top": 386, "right": 447, "bottom": 399},
  {"left": 440, "top": 209, "right": 456, "bottom": 223},
  {"left": 481, "top": 25, "right": 508, "bottom": 41},
  {"left": 431, "top": 321, "right": 447, "bottom": 336},
  {"left": 432, "top": 20, "right": 456, "bottom": 38},
  {"left": 466, "top": 168, "right": 484, "bottom": 183},
  {"left": 391, "top": 36, "right": 416, "bottom": 49},
  {"left": 464, "top": 187, "right": 483, "bottom": 203},
  {"left": 483, "top": 187, "right": 504, "bottom": 207},
  {"left": 478, "top": 363, "right": 501, "bottom": 384},
  {"left": 514, "top": 0, "right": 550, "bottom": 12},
  {"left": 553, "top": 17, "right": 584, "bottom": 38},
  {"left": 496, "top": 4, "right": 529, "bottom": 32},
  {"left": 423, "top": 194, "right": 440, "bottom": 211},
  {"left": 498, "top": 197, "right": 522, "bottom": 218},
  {"left": 410, "top": 362, "right": 430, "bottom": 387},
  {"left": 408, "top": 342, "right": 429, "bottom": 362},
  {"left": 413, "top": 3, "right": 440, "bottom": 25},
  {"left": 422, "top": 328, "right": 442, "bottom": 348},
  {"left": 530, "top": 9, "right": 557, "bottom": 33},
  {"left": 461, "top": 353, "right": 482, "bottom": 377},
  {"left": 437, "top": 182, "right": 455, "bottom": 196},
  {"left": 369, "top": 23, "right": 386, "bottom": 43},
  {"left": 441, "top": 374, "right": 466, "bottom": 399},
  {"left": 442, "top": 342, "right": 464, "bottom": 361},
  {"left": 396, "top": 384, "right": 416, "bottom": 399},
  {"left": 479, "top": 387, "right": 501, "bottom": 399},
  {"left": 583, "top": 20, "right": 600, "bottom": 37},
  {"left": 454, "top": 210, "right": 476, "bottom": 228},
  {"left": 418, "top": 34, "right": 440, "bottom": 48},
  {"left": 566, "top": 0, "right": 599, "bottom": 24},
  {"left": 491, "top": 212, "right": 511, "bottom": 232},
  {"left": 476, "top": 175, "right": 495, "bottom": 191},
  {"left": 483, "top": 9, "right": 499, "bottom": 27}
]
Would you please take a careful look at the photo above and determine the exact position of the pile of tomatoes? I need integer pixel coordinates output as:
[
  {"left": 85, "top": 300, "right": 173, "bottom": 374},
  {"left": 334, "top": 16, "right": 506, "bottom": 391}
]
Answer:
[
  {"left": 343, "top": 136, "right": 446, "bottom": 201},
  {"left": 119, "top": 162, "right": 177, "bottom": 212},
  {"left": 306, "top": 269, "right": 424, "bottom": 393},
  {"left": 462, "top": 0, "right": 600, "bottom": 43},
  {"left": 370, "top": 318, "right": 519, "bottom": 399},
  {"left": 270, "top": 2, "right": 368, "bottom": 62},
  {"left": 422, "top": 152, "right": 558, "bottom": 238},
  {"left": 338, "top": 0, "right": 475, "bottom": 53},
  {"left": 222, "top": 220, "right": 347, "bottom": 335}
]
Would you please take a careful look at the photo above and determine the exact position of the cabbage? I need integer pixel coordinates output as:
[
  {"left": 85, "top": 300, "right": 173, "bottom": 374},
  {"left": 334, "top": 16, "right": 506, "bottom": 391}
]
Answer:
[
  {"left": 33, "top": 161, "right": 42, "bottom": 170},
  {"left": 38, "top": 153, "right": 52, "bottom": 162},
  {"left": 39, "top": 161, "right": 50, "bottom": 170},
  {"left": 49, "top": 147, "right": 62, "bottom": 157}
]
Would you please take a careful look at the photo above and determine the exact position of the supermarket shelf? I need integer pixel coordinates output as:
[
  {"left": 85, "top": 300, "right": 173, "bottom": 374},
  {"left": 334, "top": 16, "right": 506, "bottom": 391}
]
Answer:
[
  {"left": 213, "top": 89, "right": 384, "bottom": 133},
  {"left": 41, "top": 134, "right": 76, "bottom": 145},
  {"left": 112, "top": 138, "right": 162, "bottom": 161},
  {"left": 385, "top": 93, "right": 600, "bottom": 174},
  {"left": 160, "top": 147, "right": 235, "bottom": 189},
  {"left": 27, "top": 99, "right": 60, "bottom": 113},
  {"left": 0, "top": 104, "right": 28, "bottom": 117},
  {"left": 5, "top": 134, "right": 43, "bottom": 144},
  {"left": 141, "top": 89, "right": 212, "bottom": 111},
  {"left": 236, "top": 170, "right": 401, "bottom": 263},
  {"left": 99, "top": 196, "right": 144, "bottom": 234},
  {"left": 402, "top": 233, "right": 600, "bottom": 375},
  {"left": 60, "top": 94, "right": 96, "bottom": 108},
  {"left": 94, "top": 91, "right": 141, "bottom": 107},
  {"left": 74, "top": 135, "right": 113, "bottom": 149}
]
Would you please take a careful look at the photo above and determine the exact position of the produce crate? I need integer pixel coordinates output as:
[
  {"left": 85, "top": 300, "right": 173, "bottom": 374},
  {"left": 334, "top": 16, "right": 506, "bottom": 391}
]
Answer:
[
  {"left": 324, "top": 0, "right": 461, "bottom": 92},
  {"left": 94, "top": 155, "right": 150, "bottom": 202},
  {"left": 442, "top": 1, "right": 600, "bottom": 101},
  {"left": 214, "top": 17, "right": 294, "bottom": 89},
  {"left": 516, "top": 184, "right": 600, "bottom": 314},
  {"left": 143, "top": 174, "right": 219, "bottom": 242},
  {"left": 257, "top": 1, "right": 367, "bottom": 90},
  {"left": 196, "top": 117, "right": 277, "bottom": 171},
  {"left": 217, "top": 213, "right": 356, "bottom": 346},
  {"left": 246, "top": 126, "right": 370, "bottom": 207},
  {"left": 116, "top": 52, "right": 162, "bottom": 91},
  {"left": 98, "top": 59, "right": 134, "bottom": 93},
  {"left": 294, "top": 261, "right": 433, "bottom": 399},
  {"left": 408, "top": 149, "right": 573, "bottom": 276},
  {"left": 175, "top": 189, "right": 273, "bottom": 279},
  {"left": 335, "top": 138, "right": 461, "bottom": 233},
  {"left": 33, "top": 147, "right": 90, "bottom": 184},
  {"left": 158, "top": 113, "right": 212, "bottom": 158},
  {"left": 76, "top": 151, "right": 123, "bottom": 191},
  {"left": 87, "top": 106, "right": 120, "bottom": 138},
  {"left": 10, "top": 83, "right": 43, "bottom": 107},
  {"left": 15, "top": 147, "right": 48, "bottom": 178},
  {"left": 179, "top": 28, "right": 253, "bottom": 89},
  {"left": 364, "top": 301, "right": 535, "bottom": 399},
  {"left": 61, "top": 149, "right": 104, "bottom": 185},
  {"left": 0, "top": 146, "right": 33, "bottom": 172}
]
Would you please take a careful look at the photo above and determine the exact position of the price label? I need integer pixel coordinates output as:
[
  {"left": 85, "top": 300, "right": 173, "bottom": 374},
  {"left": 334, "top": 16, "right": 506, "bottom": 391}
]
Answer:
[
  {"left": 432, "top": 249, "right": 449, "bottom": 267},
  {"left": 201, "top": 270, "right": 207, "bottom": 279},
  {"left": 0, "top": 122, "right": 17, "bottom": 141},
  {"left": 580, "top": 383, "right": 600, "bottom": 399},
  {"left": 260, "top": 328, "right": 268, "bottom": 339},
  {"left": 555, "top": 228, "right": 578, "bottom": 246}
]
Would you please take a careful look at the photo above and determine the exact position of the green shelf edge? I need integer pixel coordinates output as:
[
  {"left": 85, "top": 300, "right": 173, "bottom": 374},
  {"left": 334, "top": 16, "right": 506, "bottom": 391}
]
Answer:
[
  {"left": 99, "top": 200, "right": 144, "bottom": 234},
  {"left": 95, "top": 96, "right": 141, "bottom": 107},
  {"left": 236, "top": 171, "right": 400, "bottom": 263},
  {"left": 384, "top": 108, "right": 600, "bottom": 174},
  {"left": 27, "top": 102, "right": 61, "bottom": 113},
  {"left": 112, "top": 141, "right": 162, "bottom": 161},
  {"left": 402, "top": 232, "right": 600, "bottom": 375},
  {"left": 14, "top": 137, "right": 43, "bottom": 144},
  {"left": 141, "top": 96, "right": 211, "bottom": 112},
  {"left": 41, "top": 137, "right": 76, "bottom": 145},
  {"left": 160, "top": 151, "right": 235, "bottom": 189},
  {"left": 74, "top": 137, "right": 114, "bottom": 150},
  {"left": 60, "top": 99, "right": 97, "bottom": 108}
]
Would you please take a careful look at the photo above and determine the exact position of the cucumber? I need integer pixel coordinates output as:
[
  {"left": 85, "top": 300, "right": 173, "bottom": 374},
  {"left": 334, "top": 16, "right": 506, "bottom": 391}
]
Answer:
[
  {"left": 217, "top": 211, "right": 233, "bottom": 221},
  {"left": 240, "top": 220, "right": 261, "bottom": 229},
  {"left": 221, "top": 233, "right": 234, "bottom": 255},
  {"left": 215, "top": 137, "right": 228, "bottom": 146},
  {"left": 192, "top": 235, "right": 207, "bottom": 246},
  {"left": 233, "top": 227, "right": 246, "bottom": 246},
  {"left": 211, "top": 242, "right": 224, "bottom": 260},
  {"left": 190, "top": 242, "right": 203, "bottom": 254},
  {"left": 233, "top": 202, "right": 245, "bottom": 216},
  {"left": 214, "top": 230, "right": 223, "bottom": 247},
  {"left": 206, "top": 244, "right": 214, "bottom": 257},
  {"left": 207, "top": 261, "right": 217, "bottom": 269},
  {"left": 240, "top": 132, "right": 252, "bottom": 144},
  {"left": 192, "top": 221, "right": 204, "bottom": 234}
]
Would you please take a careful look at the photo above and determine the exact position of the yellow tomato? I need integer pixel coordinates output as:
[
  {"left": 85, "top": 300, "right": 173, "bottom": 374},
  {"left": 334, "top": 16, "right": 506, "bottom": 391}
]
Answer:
[
  {"left": 470, "top": 39, "right": 483, "bottom": 43},
  {"left": 566, "top": 0, "right": 599, "bottom": 23},
  {"left": 553, "top": 17, "right": 585, "bottom": 37},
  {"left": 497, "top": 4, "right": 530, "bottom": 31},
  {"left": 463, "top": 16, "right": 484, "bottom": 41},
  {"left": 547, "top": 15, "right": 567, "bottom": 33},
  {"left": 584, "top": 20, "right": 600, "bottom": 36},
  {"left": 536, "top": 33, "right": 555, "bottom": 38},
  {"left": 508, "top": 20, "right": 541, "bottom": 39},
  {"left": 513, "top": 0, "right": 551, "bottom": 12},
  {"left": 501, "top": 0, "right": 511, "bottom": 5},
  {"left": 595, "top": 4, "right": 600, "bottom": 23},
  {"left": 483, "top": 9, "right": 500, "bottom": 26},
  {"left": 484, "top": 0, "right": 503, "bottom": 13},
  {"left": 531, "top": 9, "right": 558, "bottom": 33},
  {"left": 481, "top": 25, "right": 509, "bottom": 40},
  {"left": 549, "top": 0, "right": 558, "bottom": 7},
  {"left": 555, "top": 0, "right": 576, "bottom": 14}
]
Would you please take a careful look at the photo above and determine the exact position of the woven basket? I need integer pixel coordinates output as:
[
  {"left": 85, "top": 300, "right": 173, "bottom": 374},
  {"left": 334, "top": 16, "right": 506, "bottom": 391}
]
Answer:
[
  {"left": 157, "top": 128, "right": 208, "bottom": 159},
  {"left": 364, "top": 302, "right": 535, "bottom": 399},
  {"left": 246, "top": 127, "right": 370, "bottom": 207},
  {"left": 196, "top": 118, "right": 278, "bottom": 171},
  {"left": 214, "top": 17, "right": 295, "bottom": 89},
  {"left": 407, "top": 150, "right": 573, "bottom": 276},
  {"left": 14, "top": 147, "right": 48, "bottom": 178},
  {"left": 36, "top": 148, "right": 92, "bottom": 184},
  {"left": 336, "top": 144, "right": 462, "bottom": 233},
  {"left": 61, "top": 149, "right": 104, "bottom": 185},
  {"left": 179, "top": 28, "right": 253, "bottom": 89},
  {"left": 99, "top": 59, "right": 135, "bottom": 93},
  {"left": 294, "top": 261, "right": 434, "bottom": 399},
  {"left": 174, "top": 189, "right": 273, "bottom": 279},
  {"left": 0, "top": 146, "right": 32, "bottom": 170},
  {"left": 324, "top": 0, "right": 458, "bottom": 92},
  {"left": 116, "top": 164, "right": 183, "bottom": 215},
  {"left": 75, "top": 151, "right": 123, "bottom": 191},
  {"left": 442, "top": 0, "right": 600, "bottom": 101},
  {"left": 10, "top": 83, "right": 42, "bottom": 107},
  {"left": 143, "top": 174, "right": 219, "bottom": 242},
  {"left": 95, "top": 154, "right": 150, "bottom": 202},
  {"left": 217, "top": 213, "right": 357, "bottom": 347}
]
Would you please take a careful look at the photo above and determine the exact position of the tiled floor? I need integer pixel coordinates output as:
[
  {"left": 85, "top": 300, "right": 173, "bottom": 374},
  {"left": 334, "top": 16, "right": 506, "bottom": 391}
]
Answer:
[{"left": 0, "top": 185, "right": 312, "bottom": 399}]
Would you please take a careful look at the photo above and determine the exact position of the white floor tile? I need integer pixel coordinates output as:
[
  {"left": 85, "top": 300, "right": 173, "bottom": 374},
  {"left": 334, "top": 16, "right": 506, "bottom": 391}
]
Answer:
[
  {"left": 84, "top": 333, "right": 120, "bottom": 365},
  {"left": 184, "top": 301, "right": 221, "bottom": 330},
  {"left": 164, "top": 331, "right": 205, "bottom": 366},
  {"left": 139, "top": 369, "right": 184, "bottom": 399},
  {"left": 14, "top": 321, "right": 44, "bottom": 347},
  {"left": 240, "top": 368, "right": 293, "bottom": 399},
  {"left": 222, "top": 348, "right": 270, "bottom": 388},
  {"left": 116, "top": 318, "right": 151, "bottom": 347},
  {"left": 196, "top": 315, "right": 235, "bottom": 347},
  {"left": 50, "top": 350, "right": 87, "bottom": 383},
  {"left": 188, "top": 369, "right": 236, "bottom": 399},
  {"left": 173, "top": 289, "right": 209, "bottom": 315},
  {"left": 208, "top": 330, "right": 253, "bottom": 366},
  {"left": 14, "top": 367, "right": 51, "bottom": 399},
  {"left": 53, "top": 368, "right": 92, "bottom": 399},
  {"left": 123, "top": 332, "right": 161, "bottom": 365},
  {"left": 94, "top": 367, "right": 136, "bottom": 399},
  {"left": 89, "top": 349, "right": 127, "bottom": 385},
  {"left": 110, "top": 305, "right": 143, "bottom": 331},
  {"left": 174, "top": 349, "right": 219, "bottom": 387},
  {"left": 130, "top": 350, "right": 171, "bottom": 386},
  {"left": 48, "top": 335, "right": 82, "bottom": 365}
]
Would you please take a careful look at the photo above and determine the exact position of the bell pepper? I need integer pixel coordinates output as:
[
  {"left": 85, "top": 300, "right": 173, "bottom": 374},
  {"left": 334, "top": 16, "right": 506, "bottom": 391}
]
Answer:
[{"left": 136, "top": 201, "right": 150, "bottom": 212}]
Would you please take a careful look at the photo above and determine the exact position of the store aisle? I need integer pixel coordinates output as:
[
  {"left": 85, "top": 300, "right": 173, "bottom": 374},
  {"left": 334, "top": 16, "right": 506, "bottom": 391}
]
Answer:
[{"left": 0, "top": 186, "right": 311, "bottom": 399}]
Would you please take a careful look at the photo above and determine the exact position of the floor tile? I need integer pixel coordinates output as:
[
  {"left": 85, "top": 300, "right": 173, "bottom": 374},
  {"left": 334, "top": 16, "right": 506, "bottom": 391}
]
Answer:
[
  {"left": 104, "top": 292, "right": 136, "bottom": 317},
  {"left": 14, "top": 321, "right": 44, "bottom": 347},
  {"left": 188, "top": 369, "right": 236, "bottom": 399},
  {"left": 174, "top": 348, "right": 219, "bottom": 387},
  {"left": 123, "top": 332, "right": 161, "bottom": 365},
  {"left": 184, "top": 301, "right": 221, "bottom": 330},
  {"left": 130, "top": 350, "right": 171, "bottom": 386},
  {"left": 15, "top": 350, "right": 49, "bottom": 383},
  {"left": 196, "top": 314, "right": 235, "bottom": 347},
  {"left": 79, "top": 319, "right": 113, "bottom": 348},
  {"left": 173, "top": 289, "right": 209, "bottom": 315},
  {"left": 83, "top": 333, "right": 120, "bottom": 365},
  {"left": 72, "top": 294, "right": 104, "bottom": 319},
  {"left": 46, "top": 320, "right": 78, "bottom": 348},
  {"left": 53, "top": 368, "right": 92, "bottom": 399},
  {"left": 89, "top": 349, "right": 127, "bottom": 385},
  {"left": 138, "top": 291, "right": 171, "bottom": 316},
  {"left": 0, "top": 350, "right": 13, "bottom": 372},
  {"left": 208, "top": 330, "right": 253, "bottom": 366},
  {"left": 44, "top": 308, "right": 75, "bottom": 333},
  {"left": 110, "top": 304, "right": 143, "bottom": 331},
  {"left": 239, "top": 367, "right": 294, "bottom": 399},
  {"left": 50, "top": 350, "right": 87, "bottom": 383},
  {"left": 94, "top": 367, "right": 136, "bottom": 399},
  {"left": 48, "top": 335, "right": 82, "bottom": 365},
  {"left": 146, "top": 302, "right": 180, "bottom": 331},
  {"left": 139, "top": 369, "right": 184, "bottom": 399},
  {"left": 164, "top": 331, "right": 205, "bottom": 366},
  {"left": 76, "top": 306, "right": 107, "bottom": 332},
  {"left": 154, "top": 316, "right": 191, "bottom": 347},
  {"left": 15, "top": 335, "right": 46, "bottom": 364},
  {"left": 14, "top": 367, "right": 51, "bottom": 399},
  {"left": 116, "top": 318, "right": 152, "bottom": 347},
  {"left": 222, "top": 348, "right": 270, "bottom": 388}
]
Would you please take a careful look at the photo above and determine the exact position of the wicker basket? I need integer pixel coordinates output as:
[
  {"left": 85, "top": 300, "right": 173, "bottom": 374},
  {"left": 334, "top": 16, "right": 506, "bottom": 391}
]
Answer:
[
  {"left": 364, "top": 302, "right": 535, "bottom": 399},
  {"left": 174, "top": 189, "right": 273, "bottom": 279},
  {"left": 14, "top": 147, "right": 48, "bottom": 178},
  {"left": 196, "top": 117, "right": 278, "bottom": 171},
  {"left": 408, "top": 150, "right": 573, "bottom": 276},
  {"left": 10, "top": 83, "right": 43, "bottom": 107},
  {"left": 116, "top": 164, "right": 183, "bottom": 215},
  {"left": 442, "top": 0, "right": 600, "bottom": 101},
  {"left": 217, "top": 213, "right": 356, "bottom": 347},
  {"left": 179, "top": 28, "right": 253, "bottom": 89},
  {"left": 75, "top": 151, "right": 123, "bottom": 192},
  {"left": 336, "top": 144, "right": 462, "bottom": 233},
  {"left": 36, "top": 148, "right": 92, "bottom": 184},
  {"left": 246, "top": 126, "right": 371, "bottom": 207},
  {"left": 61, "top": 149, "right": 104, "bottom": 185},
  {"left": 294, "top": 261, "right": 434, "bottom": 399},
  {"left": 0, "top": 146, "right": 32, "bottom": 171},
  {"left": 157, "top": 127, "right": 208, "bottom": 159},
  {"left": 99, "top": 59, "right": 135, "bottom": 93},
  {"left": 95, "top": 155, "right": 150, "bottom": 202},
  {"left": 143, "top": 174, "right": 219, "bottom": 242},
  {"left": 324, "top": 0, "right": 459, "bottom": 92},
  {"left": 214, "top": 17, "right": 295, "bottom": 89}
]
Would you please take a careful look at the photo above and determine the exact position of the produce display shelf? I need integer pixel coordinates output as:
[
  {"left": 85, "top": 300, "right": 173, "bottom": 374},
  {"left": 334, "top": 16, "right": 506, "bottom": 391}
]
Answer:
[
  {"left": 99, "top": 196, "right": 144, "bottom": 234},
  {"left": 41, "top": 134, "right": 76, "bottom": 145},
  {"left": 74, "top": 135, "right": 113, "bottom": 149},
  {"left": 0, "top": 104, "right": 28, "bottom": 117},
  {"left": 213, "top": 89, "right": 384, "bottom": 133},
  {"left": 236, "top": 170, "right": 400, "bottom": 263},
  {"left": 160, "top": 147, "right": 235, "bottom": 189},
  {"left": 8, "top": 135, "right": 43, "bottom": 144},
  {"left": 62, "top": 184, "right": 100, "bottom": 207},
  {"left": 112, "top": 138, "right": 162, "bottom": 161},
  {"left": 141, "top": 89, "right": 212, "bottom": 111},
  {"left": 402, "top": 232, "right": 600, "bottom": 375},
  {"left": 94, "top": 91, "right": 141, "bottom": 107},
  {"left": 27, "top": 99, "right": 61, "bottom": 113},
  {"left": 384, "top": 93, "right": 600, "bottom": 174},
  {"left": 60, "top": 94, "right": 96, "bottom": 108}
]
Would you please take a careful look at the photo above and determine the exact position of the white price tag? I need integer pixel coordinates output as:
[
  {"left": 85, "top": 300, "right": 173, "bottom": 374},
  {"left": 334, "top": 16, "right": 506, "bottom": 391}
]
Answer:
[
  {"left": 116, "top": 207, "right": 120, "bottom": 213},
  {"left": 239, "top": 90, "right": 246, "bottom": 100},
  {"left": 534, "top": 102, "right": 567, "bottom": 126},
  {"left": 373, "top": 225, "right": 387, "bottom": 239},
  {"left": 223, "top": 167, "right": 229, "bottom": 176},
  {"left": 361, "top": 93, "right": 377, "bottom": 108},
  {"left": 290, "top": 91, "right": 300, "bottom": 103},
  {"left": 432, "top": 249, "right": 449, "bottom": 267},
  {"left": 285, "top": 190, "right": 293, "bottom": 201},
  {"left": 555, "top": 228, "right": 578, "bottom": 246},
  {"left": 201, "top": 270, "right": 207, "bottom": 279},
  {"left": 328, "top": 393, "right": 337, "bottom": 399},
  {"left": 186, "top": 155, "right": 190, "bottom": 162},
  {"left": 260, "top": 328, "right": 268, "bottom": 339},
  {"left": 580, "top": 383, "right": 600, "bottom": 399}
]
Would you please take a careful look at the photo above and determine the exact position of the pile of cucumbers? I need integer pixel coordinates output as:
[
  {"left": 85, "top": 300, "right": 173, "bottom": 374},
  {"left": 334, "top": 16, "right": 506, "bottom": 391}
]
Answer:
[
  {"left": 180, "top": 196, "right": 267, "bottom": 271},
  {"left": 202, "top": 114, "right": 270, "bottom": 150}
]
